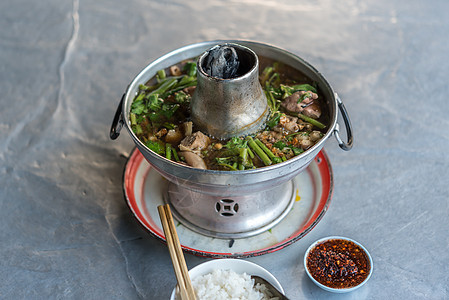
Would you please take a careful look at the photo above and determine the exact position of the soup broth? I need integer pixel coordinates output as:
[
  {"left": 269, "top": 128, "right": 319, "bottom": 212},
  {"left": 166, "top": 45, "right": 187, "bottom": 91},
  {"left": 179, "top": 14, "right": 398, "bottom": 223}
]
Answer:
[{"left": 129, "top": 55, "right": 328, "bottom": 171}]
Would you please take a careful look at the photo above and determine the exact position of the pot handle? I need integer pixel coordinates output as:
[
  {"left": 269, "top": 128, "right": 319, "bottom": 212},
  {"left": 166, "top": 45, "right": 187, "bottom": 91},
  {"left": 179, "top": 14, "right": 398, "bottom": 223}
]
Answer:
[
  {"left": 110, "top": 94, "right": 125, "bottom": 140},
  {"left": 333, "top": 93, "right": 353, "bottom": 151}
]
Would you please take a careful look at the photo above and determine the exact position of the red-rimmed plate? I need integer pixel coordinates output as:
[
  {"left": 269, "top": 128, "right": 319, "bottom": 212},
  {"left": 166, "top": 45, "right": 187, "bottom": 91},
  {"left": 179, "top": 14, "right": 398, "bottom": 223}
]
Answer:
[{"left": 123, "top": 148, "right": 333, "bottom": 258}]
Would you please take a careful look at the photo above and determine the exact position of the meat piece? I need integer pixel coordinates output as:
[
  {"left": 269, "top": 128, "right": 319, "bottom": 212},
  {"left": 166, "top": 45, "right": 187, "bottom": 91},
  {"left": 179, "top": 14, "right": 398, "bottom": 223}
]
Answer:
[
  {"left": 281, "top": 90, "right": 318, "bottom": 113},
  {"left": 257, "top": 130, "right": 281, "bottom": 144},
  {"left": 183, "top": 86, "right": 196, "bottom": 95},
  {"left": 279, "top": 115, "right": 299, "bottom": 133},
  {"left": 155, "top": 128, "right": 167, "bottom": 138},
  {"left": 302, "top": 103, "right": 322, "bottom": 119},
  {"left": 281, "top": 92, "right": 302, "bottom": 112},
  {"left": 169, "top": 65, "right": 182, "bottom": 76},
  {"left": 298, "top": 120, "right": 313, "bottom": 132},
  {"left": 179, "top": 131, "right": 210, "bottom": 153},
  {"left": 165, "top": 128, "right": 183, "bottom": 144},
  {"left": 310, "top": 130, "right": 322, "bottom": 142},
  {"left": 180, "top": 121, "right": 193, "bottom": 137},
  {"left": 299, "top": 139, "right": 313, "bottom": 150},
  {"left": 180, "top": 151, "right": 207, "bottom": 169}
]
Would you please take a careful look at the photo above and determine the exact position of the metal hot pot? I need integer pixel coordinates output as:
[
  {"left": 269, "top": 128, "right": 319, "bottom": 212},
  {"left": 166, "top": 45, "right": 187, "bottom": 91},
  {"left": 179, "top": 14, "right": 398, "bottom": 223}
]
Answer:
[{"left": 110, "top": 40, "right": 353, "bottom": 238}]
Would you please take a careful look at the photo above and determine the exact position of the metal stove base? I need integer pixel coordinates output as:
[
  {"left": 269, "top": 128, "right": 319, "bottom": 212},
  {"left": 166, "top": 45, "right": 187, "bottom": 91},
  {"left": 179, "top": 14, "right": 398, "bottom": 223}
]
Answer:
[{"left": 164, "top": 179, "right": 296, "bottom": 239}]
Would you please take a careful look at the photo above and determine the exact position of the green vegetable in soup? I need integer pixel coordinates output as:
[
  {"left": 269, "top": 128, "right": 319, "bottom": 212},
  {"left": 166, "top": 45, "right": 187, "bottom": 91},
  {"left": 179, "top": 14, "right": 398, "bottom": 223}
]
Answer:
[
  {"left": 157, "top": 69, "right": 166, "bottom": 82},
  {"left": 146, "top": 140, "right": 165, "bottom": 155},
  {"left": 273, "top": 141, "right": 286, "bottom": 150},
  {"left": 266, "top": 112, "right": 281, "bottom": 129},
  {"left": 255, "top": 138, "right": 282, "bottom": 164},
  {"left": 247, "top": 136, "right": 272, "bottom": 166},
  {"left": 280, "top": 83, "right": 317, "bottom": 98},
  {"left": 183, "top": 62, "right": 197, "bottom": 77},
  {"left": 298, "top": 113, "right": 326, "bottom": 129}
]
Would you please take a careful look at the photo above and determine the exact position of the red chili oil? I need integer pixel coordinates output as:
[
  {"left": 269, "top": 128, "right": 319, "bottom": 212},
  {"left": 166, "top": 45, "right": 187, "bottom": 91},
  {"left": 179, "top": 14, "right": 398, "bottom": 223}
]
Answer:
[{"left": 306, "top": 239, "right": 371, "bottom": 289}]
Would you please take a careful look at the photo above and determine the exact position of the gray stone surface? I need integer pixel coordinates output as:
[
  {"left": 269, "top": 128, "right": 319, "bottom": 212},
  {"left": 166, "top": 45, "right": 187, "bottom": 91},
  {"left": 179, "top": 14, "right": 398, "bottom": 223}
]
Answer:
[{"left": 1, "top": 0, "right": 448, "bottom": 299}]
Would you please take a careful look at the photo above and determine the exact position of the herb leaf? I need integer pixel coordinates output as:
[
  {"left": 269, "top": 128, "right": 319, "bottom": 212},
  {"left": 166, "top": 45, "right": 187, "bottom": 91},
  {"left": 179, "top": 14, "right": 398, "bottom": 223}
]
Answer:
[
  {"left": 174, "top": 91, "right": 191, "bottom": 103},
  {"left": 145, "top": 140, "right": 165, "bottom": 155},
  {"left": 131, "top": 99, "right": 146, "bottom": 115},
  {"left": 183, "top": 62, "right": 197, "bottom": 77},
  {"left": 273, "top": 141, "right": 286, "bottom": 150},
  {"left": 266, "top": 112, "right": 281, "bottom": 129},
  {"left": 280, "top": 83, "right": 318, "bottom": 98},
  {"left": 290, "top": 146, "right": 304, "bottom": 155},
  {"left": 225, "top": 137, "right": 247, "bottom": 149},
  {"left": 160, "top": 103, "right": 179, "bottom": 119},
  {"left": 148, "top": 94, "right": 162, "bottom": 111},
  {"left": 291, "top": 84, "right": 317, "bottom": 93},
  {"left": 298, "top": 91, "right": 313, "bottom": 103}
]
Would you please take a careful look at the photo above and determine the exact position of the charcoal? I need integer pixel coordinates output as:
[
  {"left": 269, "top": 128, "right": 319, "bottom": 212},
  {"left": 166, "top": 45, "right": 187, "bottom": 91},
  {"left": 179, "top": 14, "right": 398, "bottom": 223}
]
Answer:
[{"left": 203, "top": 45, "right": 240, "bottom": 79}]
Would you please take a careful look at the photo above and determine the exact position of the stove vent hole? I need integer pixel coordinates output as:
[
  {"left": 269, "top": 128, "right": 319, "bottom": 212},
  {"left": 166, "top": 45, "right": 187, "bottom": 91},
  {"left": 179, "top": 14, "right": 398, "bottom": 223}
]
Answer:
[{"left": 216, "top": 199, "right": 239, "bottom": 217}]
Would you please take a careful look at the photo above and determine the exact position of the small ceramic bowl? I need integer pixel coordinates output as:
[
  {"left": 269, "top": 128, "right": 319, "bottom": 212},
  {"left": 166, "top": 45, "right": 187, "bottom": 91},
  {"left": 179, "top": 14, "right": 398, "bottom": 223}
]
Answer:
[
  {"left": 304, "top": 236, "right": 373, "bottom": 293},
  {"left": 170, "top": 258, "right": 284, "bottom": 299}
]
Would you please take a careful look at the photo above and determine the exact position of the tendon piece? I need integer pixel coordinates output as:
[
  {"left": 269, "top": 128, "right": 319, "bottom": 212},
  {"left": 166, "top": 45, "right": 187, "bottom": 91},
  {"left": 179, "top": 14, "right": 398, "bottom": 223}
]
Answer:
[
  {"left": 179, "top": 131, "right": 211, "bottom": 153},
  {"left": 180, "top": 151, "right": 207, "bottom": 169}
]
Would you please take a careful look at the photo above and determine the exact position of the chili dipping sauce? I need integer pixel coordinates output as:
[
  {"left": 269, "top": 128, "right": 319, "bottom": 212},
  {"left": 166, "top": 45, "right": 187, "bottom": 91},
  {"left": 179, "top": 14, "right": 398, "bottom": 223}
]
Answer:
[{"left": 306, "top": 238, "right": 371, "bottom": 289}]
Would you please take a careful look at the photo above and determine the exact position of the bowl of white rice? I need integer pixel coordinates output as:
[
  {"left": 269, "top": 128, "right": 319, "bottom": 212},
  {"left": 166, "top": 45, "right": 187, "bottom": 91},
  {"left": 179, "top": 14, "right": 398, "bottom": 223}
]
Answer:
[{"left": 170, "top": 259, "right": 284, "bottom": 300}]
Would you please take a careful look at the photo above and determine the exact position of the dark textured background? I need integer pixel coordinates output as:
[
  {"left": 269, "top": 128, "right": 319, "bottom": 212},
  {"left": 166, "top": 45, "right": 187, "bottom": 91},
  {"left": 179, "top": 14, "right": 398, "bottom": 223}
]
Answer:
[{"left": 1, "top": 0, "right": 448, "bottom": 299}]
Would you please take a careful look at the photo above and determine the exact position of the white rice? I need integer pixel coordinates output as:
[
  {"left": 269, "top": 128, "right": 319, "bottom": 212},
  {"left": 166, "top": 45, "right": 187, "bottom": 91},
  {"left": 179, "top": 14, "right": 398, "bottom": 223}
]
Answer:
[{"left": 179, "top": 269, "right": 279, "bottom": 300}]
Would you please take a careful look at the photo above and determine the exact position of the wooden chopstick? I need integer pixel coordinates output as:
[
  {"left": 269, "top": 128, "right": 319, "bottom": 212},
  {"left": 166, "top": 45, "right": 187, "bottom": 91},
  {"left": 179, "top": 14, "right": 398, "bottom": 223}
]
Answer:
[{"left": 158, "top": 204, "right": 196, "bottom": 300}]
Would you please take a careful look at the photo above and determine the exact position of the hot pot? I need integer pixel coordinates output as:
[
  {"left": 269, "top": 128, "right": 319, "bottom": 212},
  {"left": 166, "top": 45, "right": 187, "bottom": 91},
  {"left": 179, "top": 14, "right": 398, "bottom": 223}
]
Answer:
[{"left": 110, "top": 40, "right": 353, "bottom": 238}]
